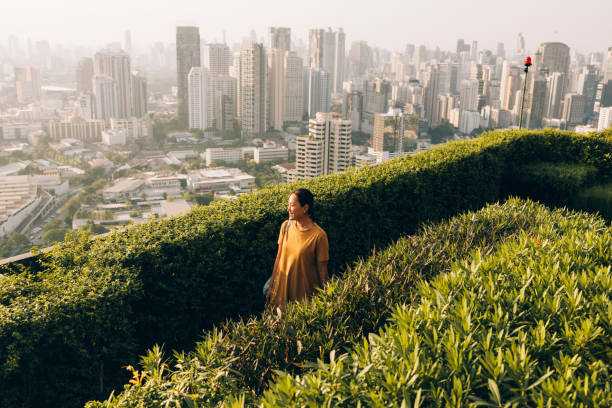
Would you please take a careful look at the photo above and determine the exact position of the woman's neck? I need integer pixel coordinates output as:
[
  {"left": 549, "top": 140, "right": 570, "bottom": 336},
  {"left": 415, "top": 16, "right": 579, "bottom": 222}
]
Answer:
[{"left": 295, "top": 216, "right": 313, "bottom": 231}]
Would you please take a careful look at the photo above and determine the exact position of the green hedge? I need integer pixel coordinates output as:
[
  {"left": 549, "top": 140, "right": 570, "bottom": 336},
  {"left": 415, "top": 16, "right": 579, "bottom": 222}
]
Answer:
[
  {"left": 1, "top": 129, "right": 611, "bottom": 407},
  {"left": 257, "top": 205, "right": 612, "bottom": 407},
  {"left": 572, "top": 182, "right": 612, "bottom": 221}
]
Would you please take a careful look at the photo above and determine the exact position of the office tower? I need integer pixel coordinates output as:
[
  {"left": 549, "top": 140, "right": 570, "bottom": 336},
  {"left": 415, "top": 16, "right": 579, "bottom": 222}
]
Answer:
[
  {"left": 14, "top": 67, "right": 40, "bottom": 104},
  {"left": 363, "top": 78, "right": 390, "bottom": 115},
  {"left": 188, "top": 66, "right": 210, "bottom": 130},
  {"left": 526, "top": 73, "right": 547, "bottom": 129},
  {"left": 545, "top": 72, "right": 566, "bottom": 118},
  {"left": 236, "top": 42, "right": 267, "bottom": 138},
  {"left": 284, "top": 51, "right": 304, "bottom": 122},
  {"left": 471, "top": 41, "right": 478, "bottom": 61},
  {"left": 176, "top": 26, "right": 201, "bottom": 129},
  {"left": 296, "top": 112, "right": 351, "bottom": 179},
  {"left": 405, "top": 44, "right": 415, "bottom": 62},
  {"left": 460, "top": 79, "right": 480, "bottom": 112},
  {"left": 470, "top": 63, "right": 486, "bottom": 109},
  {"left": 577, "top": 65, "right": 598, "bottom": 121},
  {"left": 268, "top": 48, "right": 285, "bottom": 130},
  {"left": 496, "top": 42, "right": 506, "bottom": 58},
  {"left": 597, "top": 107, "right": 612, "bottom": 131},
  {"left": 373, "top": 109, "right": 418, "bottom": 156},
  {"left": 423, "top": 66, "right": 440, "bottom": 126},
  {"left": 308, "top": 29, "right": 325, "bottom": 70},
  {"left": 124, "top": 30, "right": 132, "bottom": 57},
  {"left": 534, "top": 42, "right": 570, "bottom": 74},
  {"left": 349, "top": 41, "right": 373, "bottom": 77},
  {"left": 202, "top": 43, "right": 231, "bottom": 75},
  {"left": 516, "top": 33, "right": 526, "bottom": 55},
  {"left": 269, "top": 27, "right": 291, "bottom": 51},
  {"left": 131, "top": 71, "right": 148, "bottom": 118},
  {"left": 209, "top": 75, "right": 236, "bottom": 131},
  {"left": 332, "top": 28, "right": 345, "bottom": 93},
  {"left": 303, "top": 67, "right": 330, "bottom": 118},
  {"left": 342, "top": 91, "right": 363, "bottom": 131},
  {"left": 501, "top": 66, "right": 522, "bottom": 110},
  {"left": 93, "top": 75, "right": 118, "bottom": 123},
  {"left": 76, "top": 57, "right": 94, "bottom": 94},
  {"left": 414, "top": 45, "right": 427, "bottom": 68},
  {"left": 604, "top": 47, "right": 612, "bottom": 83},
  {"left": 94, "top": 49, "right": 133, "bottom": 118},
  {"left": 562, "top": 93, "right": 586, "bottom": 125},
  {"left": 76, "top": 93, "right": 94, "bottom": 120},
  {"left": 456, "top": 39, "right": 470, "bottom": 54}
]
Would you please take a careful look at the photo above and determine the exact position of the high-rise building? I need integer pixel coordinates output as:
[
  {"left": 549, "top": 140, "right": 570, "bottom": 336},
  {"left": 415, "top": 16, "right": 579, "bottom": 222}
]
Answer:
[
  {"left": 545, "top": 72, "right": 566, "bottom": 118},
  {"left": 496, "top": 42, "right": 506, "bottom": 58},
  {"left": 604, "top": 47, "right": 612, "bottom": 84},
  {"left": 131, "top": 71, "right": 148, "bottom": 119},
  {"left": 124, "top": 30, "right": 132, "bottom": 58},
  {"left": 309, "top": 28, "right": 345, "bottom": 93},
  {"left": 372, "top": 108, "right": 418, "bottom": 157},
  {"left": 188, "top": 66, "right": 210, "bottom": 130},
  {"left": 76, "top": 58, "right": 94, "bottom": 94},
  {"left": 577, "top": 65, "right": 598, "bottom": 121},
  {"left": 526, "top": 73, "right": 547, "bottom": 129},
  {"left": 342, "top": 91, "right": 363, "bottom": 131},
  {"left": 303, "top": 67, "right": 330, "bottom": 118},
  {"left": 202, "top": 43, "right": 231, "bottom": 75},
  {"left": 534, "top": 42, "right": 570, "bottom": 74},
  {"left": 562, "top": 93, "right": 586, "bottom": 125},
  {"left": 268, "top": 48, "right": 285, "bottom": 131},
  {"left": 176, "top": 26, "right": 201, "bottom": 129},
  {"left": 14, "top": 66, "right": 40, "bottom": 104},
  {"left": 296, "top": 112, "right": 351, "bottom": 179},
  {"left": 94, "top": 49, "right": 133, "bottom": 118},
  {"left": 237, "top": 42, "right": 267, "bottom": 139},
  {"left": 459, "top": 79, "right": 481, "bottom": 112},
  {"left": 284, "top": 51, "right": 304, "bottom": 123},
  {"left": 207, "top": 75, "right": 236, "bottom": 131},
  {"left": 269, "top": 27, "right": 291, "bottom": 51},
  {"left": 423, "top": 66, "right": 440, "bottom": 126},
  {"left": 93, "top": 75, "right": 118, "bottom": 123},
  {"left": 501, "top": 66, "right": 522, "bottom": 110},
  {"left": 516, "top": 33, "right": 526, "bottom": 56},
  {"left": 349, "top": 41, "right": 373, "bottom": 77},
  {"left": 597, "top": 106, "right": 612, "bottom": 131}
]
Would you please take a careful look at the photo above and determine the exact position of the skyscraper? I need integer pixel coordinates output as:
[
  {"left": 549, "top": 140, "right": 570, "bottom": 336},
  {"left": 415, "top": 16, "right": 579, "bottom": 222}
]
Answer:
[
  {"left": 308, "top": 28, "right": 345, "bottom": 93},
  {"left": 296, "top": 112, "right": 351, "bottom": 179},
  {"left": 131, "top": 71, "right": 148, "bottom": 119},
  {"left": 268, "top": 48, "right": 285, "bottom": 131},
  {"left": 603, "top": 47, "right": 612, "bottom": 84},
  {"left": 373, "top": 109, "right": 418, "bottom": 157},
  {"left": 423, "top": 66, "right": 440, "bottom": 126},
  {"left": 534, "top": 42, "right": 571, "bottom": 74},
  {"left": 76, "top": 57, "right": 94, "bottom": 94},
  {"left": 93, "top": 75, "right": 118, "bottom": 123},
  {"left": 563, "top": 93, "right": 586, "bottom": 125},
  {"left": 14, "top": 67, "right": 40, "bottom": 104},
  {"left": 237, "top": 42, "right": 267, "bottom": 139},
  {"left": 269, "top": 27, "right": 291, "bottom": 51},
  {"left": 526, "top": 73, "right": 547, "bottom": 129},
  {"left": 303, "top": 67, "right": 330, "bottom": 118},
  {"left": 188, "top": 66, "right": 210, "bottom": 130},
  {"left": 332, "top": 28, "right": 346, "bottom": 93},
  {"left": 176, "top": 26, "right": 201, "bottom": 129},
  {"left": 284, "top": 51, "right": 304, "bottom": 123},
  {"left": 201, "top": 43, "right": 231, "bottom": 75},
  {"left": 94, "top": 49, "right": 133, "bottom": 118},
  {"left": 516, "top": 33, "right": 526, "bottom": 56},
  {"left": 209, "top": 75, "right": 236, "bottom": 131},
  {"left": 545, "top": 72, "right": 566, "bottom": 118}
]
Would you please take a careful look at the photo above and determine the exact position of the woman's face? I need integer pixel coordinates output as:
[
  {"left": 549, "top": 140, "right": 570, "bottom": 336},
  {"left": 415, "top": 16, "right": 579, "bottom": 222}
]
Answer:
[{"left": 288, "top": 194, "right": 309, "bottom": 220}]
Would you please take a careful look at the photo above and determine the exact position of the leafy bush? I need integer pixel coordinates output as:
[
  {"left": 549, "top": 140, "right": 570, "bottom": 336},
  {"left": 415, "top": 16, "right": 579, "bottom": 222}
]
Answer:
[
  {"left": 88, "top": 199, "right": 610, "bottom": 407},
  {"left": 1, "top": 129, "right": 611, "bottom": 408},
  {"left": 258, "top": 207, "right": 612, "bottom": 407},
  {"left": 506, "top": 161, "right": 599, "bottom": 205},
  {"left": 572, "top": 182, "right": 612, "bottom": 221}
]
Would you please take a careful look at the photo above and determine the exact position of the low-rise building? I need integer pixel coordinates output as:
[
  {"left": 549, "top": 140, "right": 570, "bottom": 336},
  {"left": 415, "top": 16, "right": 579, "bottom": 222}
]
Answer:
[
  {"left": 110, "top": 117, "right": 152, "bottom": 139},
  {"left": 101, "top": 130, "right": 126, "bottom": 146},
  {"left": 187, "top": 167, "right": 255, "bottom": 194},
  {"left": 102, "top": 178, "right": 145, "bottom": 201},
  {"left": 46, "top": 117, "right": 105, "bottom": 141},
  {"left": 254, "top": 143, "right": 289, "bottom": 163},
  {"left": 205, "top": 147, "right": 244, "bottom": 166}
]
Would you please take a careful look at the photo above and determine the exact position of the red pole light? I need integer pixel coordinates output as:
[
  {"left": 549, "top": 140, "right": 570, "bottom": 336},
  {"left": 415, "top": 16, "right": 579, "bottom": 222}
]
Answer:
[{"left": 524, "top": 56, "right": 532, "bottom": 66}]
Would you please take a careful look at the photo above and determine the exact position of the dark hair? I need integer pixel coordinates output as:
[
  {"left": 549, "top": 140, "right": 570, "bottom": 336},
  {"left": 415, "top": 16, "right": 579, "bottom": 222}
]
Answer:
[{"left": 291, "top": 188, "right": 315, "bottom": 219}]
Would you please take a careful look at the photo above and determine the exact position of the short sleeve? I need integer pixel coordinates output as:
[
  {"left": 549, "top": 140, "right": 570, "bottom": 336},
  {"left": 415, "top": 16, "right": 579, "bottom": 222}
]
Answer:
[
  {"left": 316, "top": 230, "right": 329, "bottom": 262},
  {"left": 278, "top": 220, "right": 288, "bottom": 245}
]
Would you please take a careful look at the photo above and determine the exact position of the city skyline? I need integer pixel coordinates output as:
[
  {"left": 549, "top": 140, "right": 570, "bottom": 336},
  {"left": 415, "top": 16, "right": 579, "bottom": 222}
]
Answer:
[{"left": 1, "top": 0, "right": 611, "bottom": 54}]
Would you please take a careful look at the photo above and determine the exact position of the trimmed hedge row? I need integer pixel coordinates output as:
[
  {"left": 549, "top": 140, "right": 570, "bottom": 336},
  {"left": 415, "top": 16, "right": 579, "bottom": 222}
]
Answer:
[
  {"left": 257, "top": 205, "right": 612, "bottom": 407},
  {"left": 1, "top": 129, "right": 611, "bottom": 407}
]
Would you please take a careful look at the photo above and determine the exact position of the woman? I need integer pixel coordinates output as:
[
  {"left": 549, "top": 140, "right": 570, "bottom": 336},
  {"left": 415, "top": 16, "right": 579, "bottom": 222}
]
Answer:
[{"left": 266, "top": 188, "right": 329, "bottom": 308}]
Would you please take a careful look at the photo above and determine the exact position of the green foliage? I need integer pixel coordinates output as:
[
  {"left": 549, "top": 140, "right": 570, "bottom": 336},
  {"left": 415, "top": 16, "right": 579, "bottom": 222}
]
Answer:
[
  {"left": 572, "top": 182, "right": 612, "bottom": 221},
  {"left": 183, "top": 191, "right": 214, "bottom": 206},
  {"left": 61, "top": 196, "right": 83, "bottom": 220},
  {"left": 0, "top": 233, "right": 31, "bottom": 258},
  {"left": 429, "top": 119, "right": 456, "bottom": 144},
  {"left": 507, "top": 162, "right": 599, "bottom": 206},
  {"left": 44, "top": 218, "right": 66, "bottom": 231},
  {"left": 1, "top": 129, "right": 612, "bottom": 408},
  {"left": 351, "top": 130, "right": 371, "bottom": 146},
  {"left": 80, "top": 221, "right": 108, "bottom": 235},
  {"left": 42, "top": 228, "right": 69, "bottom": 246},
  {"left": 259, "top": 205, "right": 612, "bottom": 407}
]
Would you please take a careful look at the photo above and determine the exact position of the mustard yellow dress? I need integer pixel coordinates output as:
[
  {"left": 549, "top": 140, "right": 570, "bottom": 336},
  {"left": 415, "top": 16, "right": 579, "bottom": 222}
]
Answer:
[{"left": 269, "top": 220, "right": 329, "bottom": 307}]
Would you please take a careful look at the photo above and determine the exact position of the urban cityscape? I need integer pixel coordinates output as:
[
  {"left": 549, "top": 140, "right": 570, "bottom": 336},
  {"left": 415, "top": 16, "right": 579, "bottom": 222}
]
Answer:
[{"left": 0, "top": 10, "right": 611, "bottom": 260}]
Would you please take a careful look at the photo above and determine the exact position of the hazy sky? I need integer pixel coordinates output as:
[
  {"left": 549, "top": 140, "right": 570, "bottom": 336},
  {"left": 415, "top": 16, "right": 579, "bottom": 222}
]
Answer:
[{"left": 1, "top": 0, "right": 610, "bottom": 54}]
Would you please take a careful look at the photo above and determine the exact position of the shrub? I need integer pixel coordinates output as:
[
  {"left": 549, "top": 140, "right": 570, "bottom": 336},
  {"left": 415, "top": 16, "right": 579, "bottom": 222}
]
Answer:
[
  {"left": 572, "top": 182, "right": 612, "bottom": 221},
  {"left": 258, "top": 208, "right": 612, "bottom": 407},
  {"left": 1, "top": 129, "right": 611, "bottom": 407},
  {"left": 88, "top": 199, "right": 610, "bottom": 407}
]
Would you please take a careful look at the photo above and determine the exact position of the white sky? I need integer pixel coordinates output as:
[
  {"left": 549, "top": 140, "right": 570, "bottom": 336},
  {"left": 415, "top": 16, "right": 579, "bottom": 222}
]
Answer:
[{"left": 1, "top": 0, "right": 610, "bottom": 54}]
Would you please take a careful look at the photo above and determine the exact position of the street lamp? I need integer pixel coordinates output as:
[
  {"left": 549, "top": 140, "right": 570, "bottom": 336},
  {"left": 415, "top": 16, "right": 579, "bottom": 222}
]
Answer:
[{"left": 518, "top": 56, "right": 532, "bottom": 130}]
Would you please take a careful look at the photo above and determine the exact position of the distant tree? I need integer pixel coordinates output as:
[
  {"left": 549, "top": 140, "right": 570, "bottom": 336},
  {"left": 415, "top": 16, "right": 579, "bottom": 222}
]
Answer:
[
  {"left": 42, "top": 228, "right": 69, "bottom": 246},
  {"left": 44, "top": 218, "right": 66, "bottom": 231},
  {"left": 61, "top": 196, "right": 82, "bottom": 220},
  {"left": 429, "top": 120, "right": 456, "bottom": 144},
  {"left": 80, "top": 221, "right": 107, "bottom": 236}
]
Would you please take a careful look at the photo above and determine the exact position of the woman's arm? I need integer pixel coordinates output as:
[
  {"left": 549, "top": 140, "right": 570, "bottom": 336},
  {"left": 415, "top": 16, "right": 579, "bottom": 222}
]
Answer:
[
  {"left": 266, "top": 243, "right": 283, "bottom": 301},
  {"left": 317, "top": 261, "right": 328, "bottom": 285}
]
